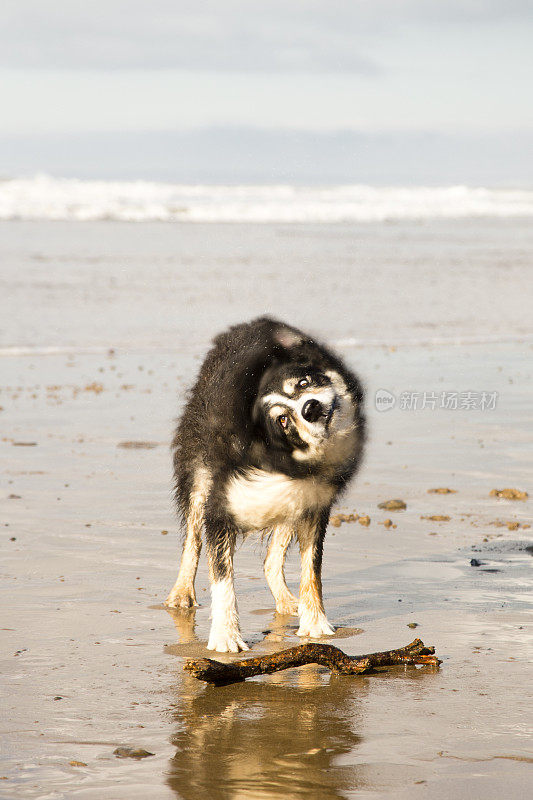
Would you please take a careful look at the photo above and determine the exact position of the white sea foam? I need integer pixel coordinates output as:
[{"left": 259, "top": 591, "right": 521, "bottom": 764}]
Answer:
[{"left": 1, "top": 175, "right": 533, "bottom": 222}]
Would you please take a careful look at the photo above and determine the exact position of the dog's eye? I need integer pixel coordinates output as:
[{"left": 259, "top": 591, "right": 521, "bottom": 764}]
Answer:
[
  {"left": 297, "top": 378, "right": 309, "bottom": 389},
  {"left": 278, "top": 414, "right": 289, "bottom": 429}
]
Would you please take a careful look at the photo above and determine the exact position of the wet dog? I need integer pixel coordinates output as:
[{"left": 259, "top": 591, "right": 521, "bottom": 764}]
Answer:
[{"left": 165, "top": 317, "right": 365, "bottom": 652}]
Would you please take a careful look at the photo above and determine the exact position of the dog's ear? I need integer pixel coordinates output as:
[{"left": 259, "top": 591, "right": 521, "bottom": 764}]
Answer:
[
  {"left": 252, "top": 362, "right": 280, "bottom": 421},
  {"left": 251, "top": 387, "right": 291, "bottom": 452},
  {"left": 273, "top": 327, "right": 303, "bottom": 349}
]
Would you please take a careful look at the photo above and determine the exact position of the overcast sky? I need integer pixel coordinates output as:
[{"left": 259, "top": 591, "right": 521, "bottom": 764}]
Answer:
[
  {"left": 1, "top": 0, "right": 532, "bottom": 135},
  {"left": 1, "top": 2, "right": 532, "bottom": 182}
]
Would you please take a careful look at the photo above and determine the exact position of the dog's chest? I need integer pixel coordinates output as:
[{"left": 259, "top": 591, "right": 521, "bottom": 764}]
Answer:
[{"left": 226, "top": 469, "right": 335, "bottom": 531}]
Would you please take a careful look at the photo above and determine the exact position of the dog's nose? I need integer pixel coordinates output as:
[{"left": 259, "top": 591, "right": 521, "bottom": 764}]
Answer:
[{"left": 301, "top": 398, "right": 323, "bottom": 422}]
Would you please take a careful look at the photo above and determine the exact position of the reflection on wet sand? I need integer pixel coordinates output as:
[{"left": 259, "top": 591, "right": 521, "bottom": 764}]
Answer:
[
  {"left": 164, "top": 604, "right": 364, "bottom": 656},
  {"left": 166, "top": 606, "right": 198, "bottom": 644},
  {"left": 164, "top": 603, "right": 301, "bottom": 657},
  {"left": 163, "top": 602, "right": 449, "bottom": 798},
  {"left": 164, "top": 648, "right": 445, "bottom": 800},
  {"left": 164, "top": 605, "right": 366, "bottom": 799},
  {"left": 167, "top": 671, "right": 366, "bottom": 800}
]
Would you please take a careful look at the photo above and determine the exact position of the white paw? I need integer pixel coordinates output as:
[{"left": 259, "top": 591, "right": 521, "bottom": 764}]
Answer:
[
  {"left": 207, "top": 626, "right": 250, "bottom": 653},
  {"left": 165, "top": 586, "right": 198, "bottom": 609},
  {"left": 297, "top": 612, "right": 335, "bottom": 638},
  {"left": 275, "top": 593, "right": 299, "bottom": 616}
]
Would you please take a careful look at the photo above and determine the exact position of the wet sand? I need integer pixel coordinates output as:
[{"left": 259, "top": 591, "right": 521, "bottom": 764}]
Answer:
[{"left": 1, "top": 221, "right": 532, "bottom": 798}]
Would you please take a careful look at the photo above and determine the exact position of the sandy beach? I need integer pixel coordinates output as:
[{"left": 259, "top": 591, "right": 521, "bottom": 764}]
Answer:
[{"left": 1, "top": 219, "right": 532, "bottom": 799}]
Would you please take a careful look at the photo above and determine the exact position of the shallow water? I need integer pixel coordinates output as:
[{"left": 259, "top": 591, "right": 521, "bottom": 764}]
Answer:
[{"left": 1, "top": 221, "right": 532, "bottom": 799}]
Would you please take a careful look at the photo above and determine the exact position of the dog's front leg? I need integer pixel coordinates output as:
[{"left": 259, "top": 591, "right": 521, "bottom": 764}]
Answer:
[
  {"left": 205, "top": 518, "right": 249, "bottom": 653},
  {"left": 296, "top": 510, "right": 335, "bottom": 638}
]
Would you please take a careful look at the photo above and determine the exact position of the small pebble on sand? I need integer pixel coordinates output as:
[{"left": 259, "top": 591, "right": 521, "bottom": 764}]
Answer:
[
  {"left": 330, "top": 513, "right": 359, "bottom": 528},
  {"left": 113, "top": 747, "right": 154, "bottom": 759},
  {"left": 490, "top": 488, "right": 528, "bottom": 501},
  {"left": 378, "top": 499, "right": 406, "bottom": 510}
]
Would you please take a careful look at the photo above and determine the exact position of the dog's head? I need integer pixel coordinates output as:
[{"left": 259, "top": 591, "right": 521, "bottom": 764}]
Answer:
[{"left": 253, "top": 362, "right": 358, "bottom": 467}]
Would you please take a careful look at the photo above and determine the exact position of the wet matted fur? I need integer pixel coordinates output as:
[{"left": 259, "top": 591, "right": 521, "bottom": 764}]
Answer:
[{"left": 165, "top": 316, "right": 365, "bottom": 652}]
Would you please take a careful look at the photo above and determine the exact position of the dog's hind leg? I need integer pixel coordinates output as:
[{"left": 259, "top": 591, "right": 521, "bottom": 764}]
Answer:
[
  {"left": 264, "top": 525, "right": 298, "bottom": 615},
  {"left": 205, "top": 517, "right": 249, "bottom": 653},
  {"left": 165, "top": 521, "right": 202, "bottom": 609},
  {"left": 165, "top": 469, "right": 210, "bottom": 609},
  {"left": 296, "top": 510, "right": 335, "bottom": 638}
]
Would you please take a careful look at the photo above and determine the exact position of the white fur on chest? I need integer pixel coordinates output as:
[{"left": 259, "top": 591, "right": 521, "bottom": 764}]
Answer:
[{"left": 226, "top": 469, "right": 335, "bottom": 531}]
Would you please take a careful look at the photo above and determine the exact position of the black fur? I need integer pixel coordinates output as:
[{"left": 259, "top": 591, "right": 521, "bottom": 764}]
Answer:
[
  {"left": 173, "top": 316, "right": 365, "bottom": 506},
  {"left": 169, "top": 316, "right": 366, "bottom": 648}
]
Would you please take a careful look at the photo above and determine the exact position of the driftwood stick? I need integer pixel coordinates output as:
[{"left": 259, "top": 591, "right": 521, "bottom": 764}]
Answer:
[{"left": 184, "top": 638, "right": 441, "bottom": 686}]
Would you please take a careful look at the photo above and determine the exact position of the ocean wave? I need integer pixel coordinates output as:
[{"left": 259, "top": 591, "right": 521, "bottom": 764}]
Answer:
[
  {"left": 1, "top": 333, "right": 531, "bottom": 358},
  {"left": 1, "top": 175, "right": 533, "bottom": 222}
]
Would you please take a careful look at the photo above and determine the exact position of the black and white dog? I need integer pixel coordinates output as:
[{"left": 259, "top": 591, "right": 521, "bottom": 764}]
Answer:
[{"left": 165, "top": 317, "right": 365, "bottom": 652}]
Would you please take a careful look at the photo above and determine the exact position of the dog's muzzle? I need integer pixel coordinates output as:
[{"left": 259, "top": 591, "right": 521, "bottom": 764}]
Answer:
[
  {"left": 301, "top": 397, "right": 329, "bottom": 422},
  {"left": 301, "top": 398, "right": 324, "bottom": 422}
]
